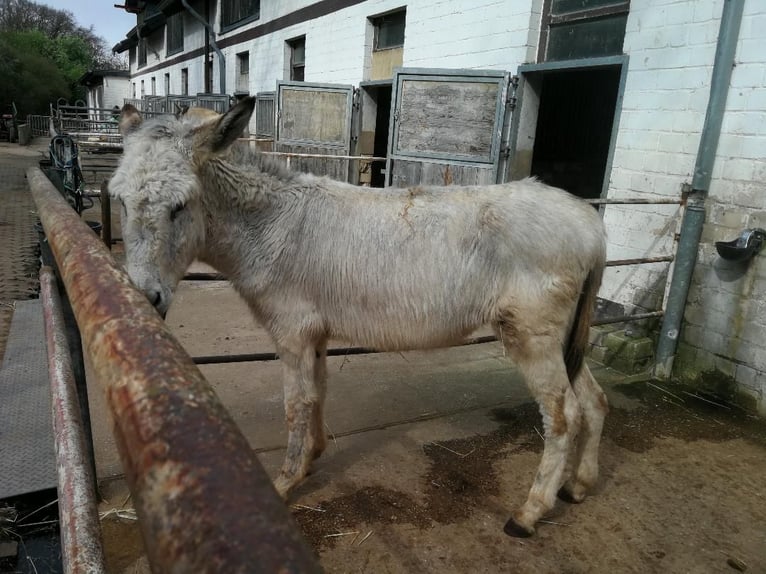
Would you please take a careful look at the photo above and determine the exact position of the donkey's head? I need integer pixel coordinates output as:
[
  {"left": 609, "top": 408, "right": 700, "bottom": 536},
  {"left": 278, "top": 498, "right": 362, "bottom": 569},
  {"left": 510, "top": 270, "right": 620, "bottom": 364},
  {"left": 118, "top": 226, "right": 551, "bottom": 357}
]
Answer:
[{"left": 109, "top": 98, "right": 254, "bottom": 316}]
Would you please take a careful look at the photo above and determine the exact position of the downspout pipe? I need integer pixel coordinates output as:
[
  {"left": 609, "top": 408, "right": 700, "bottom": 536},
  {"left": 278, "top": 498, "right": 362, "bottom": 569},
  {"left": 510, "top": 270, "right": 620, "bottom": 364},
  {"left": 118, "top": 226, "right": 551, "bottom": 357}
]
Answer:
[
  {"left": 181, "top": 0, "right": 226, "bottom": 94},
  {"left": 654, "top": 0, "right": 744, "bottom": 378}
]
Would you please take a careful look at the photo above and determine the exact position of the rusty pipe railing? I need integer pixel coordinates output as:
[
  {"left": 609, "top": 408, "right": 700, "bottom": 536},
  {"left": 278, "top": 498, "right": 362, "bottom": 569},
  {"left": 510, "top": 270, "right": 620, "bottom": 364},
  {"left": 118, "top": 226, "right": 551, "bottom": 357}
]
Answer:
[
  {"left": 41, "top": 266, "right": 108, "bottom": 574},
  {"left": 28, "top": 168, "right": 320, "bottom": 573}
]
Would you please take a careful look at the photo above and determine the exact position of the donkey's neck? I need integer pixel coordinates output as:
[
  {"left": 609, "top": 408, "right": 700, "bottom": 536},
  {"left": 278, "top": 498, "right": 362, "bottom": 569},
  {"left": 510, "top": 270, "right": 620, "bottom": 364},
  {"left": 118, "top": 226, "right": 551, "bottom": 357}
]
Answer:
[{"left": 196, "top": 158, "right": 305, "bottom": 285}]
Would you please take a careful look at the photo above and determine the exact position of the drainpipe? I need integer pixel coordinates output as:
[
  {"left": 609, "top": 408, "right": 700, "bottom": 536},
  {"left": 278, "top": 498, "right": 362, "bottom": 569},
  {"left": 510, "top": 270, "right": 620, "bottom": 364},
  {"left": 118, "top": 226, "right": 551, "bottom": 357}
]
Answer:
[
  {"left": 654, "top": 0, "right": 744, "bottom": 378},
  {"left": 181, "top": 0, "right": 226, "bottom": 94}
]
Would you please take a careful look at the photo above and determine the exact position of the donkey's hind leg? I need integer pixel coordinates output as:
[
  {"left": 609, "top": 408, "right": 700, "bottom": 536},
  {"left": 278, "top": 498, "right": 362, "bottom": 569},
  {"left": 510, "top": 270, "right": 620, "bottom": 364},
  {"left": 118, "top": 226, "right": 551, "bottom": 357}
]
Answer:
[
  {"left": 558, "top": 363, "right": 607, "bottom": 503},
  {"left": 500, "top": 329, "right": 582, "bottom": 537},
  {"left": 273, "top": 339, "right": 327, "bottom": 498}
]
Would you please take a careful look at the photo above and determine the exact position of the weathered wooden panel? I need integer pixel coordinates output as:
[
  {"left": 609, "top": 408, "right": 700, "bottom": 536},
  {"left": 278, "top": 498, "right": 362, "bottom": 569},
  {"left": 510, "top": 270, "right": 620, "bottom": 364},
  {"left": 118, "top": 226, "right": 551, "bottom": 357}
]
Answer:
[
  {"left": 275, "top": 143, "right": 349, "bottom": 182},
  {"left": 255, "top": 92, "right": 275, "bottom": 137},
  {"left": 279, "top": 88, "right": 349, "bottom": 145},
  {"left": 390, "top": 159, "right": 494, "bottom": 188},
  {"left": 396, "top": 80, "right": 498, "bottom": 161}
]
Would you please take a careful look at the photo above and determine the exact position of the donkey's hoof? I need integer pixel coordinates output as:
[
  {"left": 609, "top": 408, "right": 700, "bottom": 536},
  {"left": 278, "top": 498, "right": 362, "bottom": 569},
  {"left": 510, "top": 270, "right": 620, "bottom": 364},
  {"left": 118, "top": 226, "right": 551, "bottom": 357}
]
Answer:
[
  {"left": 557, "top": 486, "right": 585, "bottom": 504},
  {"left": 273, "top": 476, "right": 295, "bottom": 501},
  {"left": 503, "top": 517, "right": 534, "bottom": 538}
]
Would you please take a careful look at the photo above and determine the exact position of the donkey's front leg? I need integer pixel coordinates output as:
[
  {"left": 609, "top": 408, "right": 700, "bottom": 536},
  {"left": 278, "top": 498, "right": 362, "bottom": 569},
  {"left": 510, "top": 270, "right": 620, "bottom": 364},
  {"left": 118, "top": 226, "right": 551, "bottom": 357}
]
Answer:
[{"left": 273, "top": 341, "right": 327, "bottom": 498}]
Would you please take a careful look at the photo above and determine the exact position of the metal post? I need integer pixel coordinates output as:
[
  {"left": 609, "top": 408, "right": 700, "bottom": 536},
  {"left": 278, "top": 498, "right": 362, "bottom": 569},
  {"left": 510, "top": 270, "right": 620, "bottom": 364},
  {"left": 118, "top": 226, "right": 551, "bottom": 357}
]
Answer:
[
  {"left": 40, "top": 266, "right": 108, "bottom": 574},
  {"left": 654, "top": 0, "right": 744, "bottom": 378},
  {"left": 100, "top": 180, "right": 112, "bottom": 250},
  {"left": 28, "top": 167, "right": 320, "bottom": 574}
]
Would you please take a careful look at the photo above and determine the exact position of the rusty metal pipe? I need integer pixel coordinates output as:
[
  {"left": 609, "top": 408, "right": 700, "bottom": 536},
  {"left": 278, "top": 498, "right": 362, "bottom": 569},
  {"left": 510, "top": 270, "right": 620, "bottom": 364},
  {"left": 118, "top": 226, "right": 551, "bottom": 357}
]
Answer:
[
  {"left": 41, "top": 266, "right": 108, "bottom": 574},
  {"left": 28, "top": 168, "right": 320, "bottom": 574}
]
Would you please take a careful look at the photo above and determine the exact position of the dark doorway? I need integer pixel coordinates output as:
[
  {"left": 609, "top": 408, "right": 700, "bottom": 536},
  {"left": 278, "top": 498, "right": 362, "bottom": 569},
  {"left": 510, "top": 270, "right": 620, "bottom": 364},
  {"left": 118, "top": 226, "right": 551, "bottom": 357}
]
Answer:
[
  {"left": 530, "top": 67, "right": 620, "bottom": 198},
  {"left": 371, "top": 85, "right": 391, "bottom": 188}
]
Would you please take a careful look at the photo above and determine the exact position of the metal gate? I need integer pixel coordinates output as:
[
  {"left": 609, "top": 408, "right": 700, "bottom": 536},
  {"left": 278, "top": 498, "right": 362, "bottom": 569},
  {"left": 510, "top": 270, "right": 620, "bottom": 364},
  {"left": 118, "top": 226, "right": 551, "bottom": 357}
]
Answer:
[
  {"left": 275, "top": 81, "right": 354, "bottom": 180},
  {"left": 386, "top": 68, "right": 514, "bottom": 187}
]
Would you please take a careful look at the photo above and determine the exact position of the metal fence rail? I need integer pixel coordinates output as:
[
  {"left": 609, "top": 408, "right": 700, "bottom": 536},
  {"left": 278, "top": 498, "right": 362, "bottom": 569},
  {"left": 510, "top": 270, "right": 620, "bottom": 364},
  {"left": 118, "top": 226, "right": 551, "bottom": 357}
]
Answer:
[
  {"left": 40, "top": 267, "right": 108, "bottom": 574},
  {"left": 28, "top": 168, "right": 320, "bottom": 573}
]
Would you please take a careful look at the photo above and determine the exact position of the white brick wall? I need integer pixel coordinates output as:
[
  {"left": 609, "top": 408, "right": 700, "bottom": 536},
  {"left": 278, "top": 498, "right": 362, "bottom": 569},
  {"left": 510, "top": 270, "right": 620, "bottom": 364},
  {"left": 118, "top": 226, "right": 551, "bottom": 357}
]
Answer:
[
  {"left": 129, "top": 0, "right": 542, "bottom": 97},
  {"left": 603, "top": 0, "right": 766, "bottom": 413},
  {"left": 102, "top": 77, "right": 130, "bottom": 109}
]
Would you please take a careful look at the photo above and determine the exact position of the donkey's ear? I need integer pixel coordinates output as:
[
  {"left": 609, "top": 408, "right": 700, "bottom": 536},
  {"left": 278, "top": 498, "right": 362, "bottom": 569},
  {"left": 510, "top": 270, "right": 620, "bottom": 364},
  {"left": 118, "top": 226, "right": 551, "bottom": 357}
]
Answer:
[
  {"left": 119, "top": 104, "right": 143, "bottom": 136},
  {"left": 207, "top": 97, "right": 255, "bottom": 154}
]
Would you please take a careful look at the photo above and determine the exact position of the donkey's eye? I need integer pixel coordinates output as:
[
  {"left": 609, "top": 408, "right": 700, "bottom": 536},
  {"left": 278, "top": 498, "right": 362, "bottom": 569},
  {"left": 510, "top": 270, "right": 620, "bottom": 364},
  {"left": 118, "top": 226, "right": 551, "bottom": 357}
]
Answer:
[{"left": 170, "top": 203, "right": 185, "bottom": 221}]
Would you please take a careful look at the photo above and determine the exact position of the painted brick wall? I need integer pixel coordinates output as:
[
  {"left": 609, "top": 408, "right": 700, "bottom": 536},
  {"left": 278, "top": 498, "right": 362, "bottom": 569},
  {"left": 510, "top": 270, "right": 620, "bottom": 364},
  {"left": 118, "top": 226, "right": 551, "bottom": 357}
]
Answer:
[
  {"left": 102, "top": 77, "right": 131, "bottom": 109},
  {"left": 604, "top": 0, "right": 766, "bottom": 413},
  {"left": 129, "top": 0, "right": 541, "bottom": 97},
  {"left": 674, "top": 0, "right": 766, "bottom": 413}
]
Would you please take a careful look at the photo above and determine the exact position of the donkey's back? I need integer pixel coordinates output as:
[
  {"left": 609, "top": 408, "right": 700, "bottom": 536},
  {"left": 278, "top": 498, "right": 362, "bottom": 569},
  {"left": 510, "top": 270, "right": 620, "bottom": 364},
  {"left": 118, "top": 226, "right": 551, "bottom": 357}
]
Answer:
[{"left": 258, "top": 176, "right": 605, "bottom": 352}]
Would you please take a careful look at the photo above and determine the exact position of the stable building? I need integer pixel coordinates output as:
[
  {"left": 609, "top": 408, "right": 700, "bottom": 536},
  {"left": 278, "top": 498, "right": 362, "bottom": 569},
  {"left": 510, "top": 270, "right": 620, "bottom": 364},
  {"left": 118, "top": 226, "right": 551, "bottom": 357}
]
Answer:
[{"left": 113, "top": 0, "right": 766, "bottom": 415}]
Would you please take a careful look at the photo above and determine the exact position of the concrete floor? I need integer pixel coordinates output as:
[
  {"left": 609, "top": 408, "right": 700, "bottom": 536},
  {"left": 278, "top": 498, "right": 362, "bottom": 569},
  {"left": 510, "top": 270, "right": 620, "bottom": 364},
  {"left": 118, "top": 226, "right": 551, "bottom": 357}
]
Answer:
[{"left": 88, "top": 279, "right": 766, "bottom": 574}]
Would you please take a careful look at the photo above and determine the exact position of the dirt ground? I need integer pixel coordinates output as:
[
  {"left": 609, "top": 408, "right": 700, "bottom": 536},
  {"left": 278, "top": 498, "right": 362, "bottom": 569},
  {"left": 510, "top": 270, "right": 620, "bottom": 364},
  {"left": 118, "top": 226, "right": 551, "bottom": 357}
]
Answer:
[
  {"left": 1, "top": 143, "right": 765, "bottom": 573},
  {"left": 91, "top": 284, "right": 766, "bottom": 574}
]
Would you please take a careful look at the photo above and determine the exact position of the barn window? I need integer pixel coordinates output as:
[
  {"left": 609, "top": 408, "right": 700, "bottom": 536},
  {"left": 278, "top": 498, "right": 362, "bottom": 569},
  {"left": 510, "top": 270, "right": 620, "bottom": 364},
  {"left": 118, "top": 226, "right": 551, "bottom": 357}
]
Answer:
[
  {"left": 373, "top": 9, "right": 406, "bottom": 51},
  {"left": 237, "top": 51, "right": 250, "bottom": 92},
  {"left": 288, "top": 36, "right": 305, "bottom": 82},
  {"left": 181, "top": 68, "right": 188, "bottom": 95},
  {"left": 138, "top": 38, "right": 147, "bottom": 67},
  {"left": 221, "top": 0, "right": 260, "bottom": 31},
  {"left": 164, "top": 73, "right": 170, "bottom": 94},
  {"left": 166, "top": 12, "right": 184, "bottom": 56},
  {"left": 539, "top": 0, "right": 630, "bottom": 61}
]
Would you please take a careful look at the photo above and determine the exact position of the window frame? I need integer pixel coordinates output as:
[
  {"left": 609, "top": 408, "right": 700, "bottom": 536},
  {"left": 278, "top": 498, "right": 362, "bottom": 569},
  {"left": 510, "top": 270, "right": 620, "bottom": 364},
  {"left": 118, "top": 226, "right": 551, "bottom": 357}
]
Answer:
[
  {"left": 220, "top": 0, "right": 261, "bottom": 33},
  {"left": 137, "top": 38, "right": 147, "bottom": 68},
  {"left": 237, "top": 51, "right": 250, "bottom": 93},
  {"left": 166, "top": 12, "right": 184, "bottom": 56},
  {"left": 538, "top": 0, "right": 630, "bottom": 62},
  {"left": 288, "top": 36, "right": 305, "bottom": 82},
  {"left": 372, "top": 9, "right": 406, "bottom": 52}
]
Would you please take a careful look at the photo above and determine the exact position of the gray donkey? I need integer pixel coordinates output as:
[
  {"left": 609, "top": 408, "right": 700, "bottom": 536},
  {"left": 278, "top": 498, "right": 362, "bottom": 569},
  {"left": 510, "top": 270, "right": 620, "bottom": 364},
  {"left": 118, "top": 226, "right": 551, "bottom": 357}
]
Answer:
[{"left": 109, "top": 97, "right": 608, "bottom": 537}]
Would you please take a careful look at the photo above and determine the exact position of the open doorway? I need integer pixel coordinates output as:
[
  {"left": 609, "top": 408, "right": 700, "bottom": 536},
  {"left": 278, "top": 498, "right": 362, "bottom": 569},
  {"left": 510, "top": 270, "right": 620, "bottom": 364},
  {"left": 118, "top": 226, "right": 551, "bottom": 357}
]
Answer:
[
  {"left": 359, "top": 82, "right": 392, "bottom": 188},
  {"left": 527, "top": 66, "right": 621, "bottom": 199}
]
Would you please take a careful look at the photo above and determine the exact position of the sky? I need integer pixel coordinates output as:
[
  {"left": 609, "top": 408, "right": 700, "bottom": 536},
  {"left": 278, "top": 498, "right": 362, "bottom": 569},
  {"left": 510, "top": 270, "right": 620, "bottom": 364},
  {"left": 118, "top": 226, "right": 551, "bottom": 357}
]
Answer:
[{"left": 39, "top": 0, "right": 137, "bottom": 47}]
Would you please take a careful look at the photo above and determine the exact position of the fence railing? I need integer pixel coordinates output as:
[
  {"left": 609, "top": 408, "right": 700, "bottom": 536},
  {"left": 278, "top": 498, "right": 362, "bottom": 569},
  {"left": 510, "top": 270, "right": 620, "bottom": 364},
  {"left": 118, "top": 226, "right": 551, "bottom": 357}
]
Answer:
[
  {"left": 27, "top": 114, "right": 51, "bottom": 137},
  {"left": 28, "top": 167, "right": 321, "bottom": 573}
]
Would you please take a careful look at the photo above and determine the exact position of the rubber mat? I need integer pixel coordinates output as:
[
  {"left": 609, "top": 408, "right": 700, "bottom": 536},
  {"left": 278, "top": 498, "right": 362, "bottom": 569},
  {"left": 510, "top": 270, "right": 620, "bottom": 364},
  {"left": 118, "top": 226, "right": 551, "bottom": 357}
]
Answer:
[{"left": 0, "top": 299, "right": 55, "bottom": 499}]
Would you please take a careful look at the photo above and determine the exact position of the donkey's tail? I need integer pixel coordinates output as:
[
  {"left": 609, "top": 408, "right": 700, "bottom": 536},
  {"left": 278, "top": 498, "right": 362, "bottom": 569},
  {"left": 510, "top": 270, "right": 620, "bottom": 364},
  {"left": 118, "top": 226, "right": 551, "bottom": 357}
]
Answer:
[{"left": 564, "top": 257, "right": 605, "bottom": 382}]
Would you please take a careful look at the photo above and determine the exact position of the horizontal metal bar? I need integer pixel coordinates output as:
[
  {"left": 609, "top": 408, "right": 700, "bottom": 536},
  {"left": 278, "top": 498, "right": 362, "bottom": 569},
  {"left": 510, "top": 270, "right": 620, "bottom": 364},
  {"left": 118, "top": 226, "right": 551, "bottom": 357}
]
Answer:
[
  {"left": 591, "top": 311, "right": 664, "bottom": 326},
  {"left": 261, "top": 151, "right": 387, "bottom": 162},
  {"left": 585, "top": 198, "right": 683, "bottom": 205},
  {"left": 606, "top": 255, "right": 674, "bottom": 267},
  {"left": 184, "top": 272, "right": 226, "bottom": 281},
  {"left": 193, "top": 335, "right": 499, "bottom": 365},
  {"left": 28, "top": 167, "right": 320, "bottom": 574},
  {"left": 40, "top": 266, "right": 108, "bottom": 574}
]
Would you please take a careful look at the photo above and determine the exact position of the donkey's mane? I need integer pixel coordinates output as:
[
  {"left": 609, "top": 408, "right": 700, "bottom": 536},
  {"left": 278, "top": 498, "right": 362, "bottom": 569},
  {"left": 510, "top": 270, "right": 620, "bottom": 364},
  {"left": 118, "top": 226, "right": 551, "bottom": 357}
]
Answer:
[{"left": 226, "top": 141, "right": 299, "bottom": 183}]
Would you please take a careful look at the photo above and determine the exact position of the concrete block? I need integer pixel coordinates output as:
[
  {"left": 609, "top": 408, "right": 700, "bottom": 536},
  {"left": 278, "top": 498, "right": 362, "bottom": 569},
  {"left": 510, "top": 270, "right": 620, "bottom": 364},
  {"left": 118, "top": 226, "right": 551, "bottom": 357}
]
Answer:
[{"left": 595, "top": 330, "right": 656, "bottom": 374}]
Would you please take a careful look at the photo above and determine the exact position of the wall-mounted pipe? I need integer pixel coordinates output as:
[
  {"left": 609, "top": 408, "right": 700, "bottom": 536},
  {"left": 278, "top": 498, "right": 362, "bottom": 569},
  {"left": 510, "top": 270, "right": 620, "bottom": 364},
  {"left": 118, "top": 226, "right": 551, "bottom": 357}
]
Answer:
[
  {"left": 40, "top": 266, "right": 108, "bottom": 574},
  {"left": 28, "top": 168, "right": 320, "bottom": 573},
  {"left": 181, "top": 0, "right": 226, "bottom": 94},
  {"left": 654, "top": 0, "right": 745, "bottom": 378}
]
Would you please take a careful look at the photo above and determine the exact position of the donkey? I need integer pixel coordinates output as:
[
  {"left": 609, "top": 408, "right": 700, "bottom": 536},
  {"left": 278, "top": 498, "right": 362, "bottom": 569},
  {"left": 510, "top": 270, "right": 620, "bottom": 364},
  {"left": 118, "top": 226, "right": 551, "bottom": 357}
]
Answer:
[{"left": 109, "top": 97, "right": 608, "bottom": 537}]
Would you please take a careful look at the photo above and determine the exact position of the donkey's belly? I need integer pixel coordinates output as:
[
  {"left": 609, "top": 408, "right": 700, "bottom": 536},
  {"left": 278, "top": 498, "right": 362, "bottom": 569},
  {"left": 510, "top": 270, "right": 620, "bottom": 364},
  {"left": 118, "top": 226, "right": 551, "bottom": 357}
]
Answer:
[{"left": 325, "top": 306, "right": 486, "bottom": 351}]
